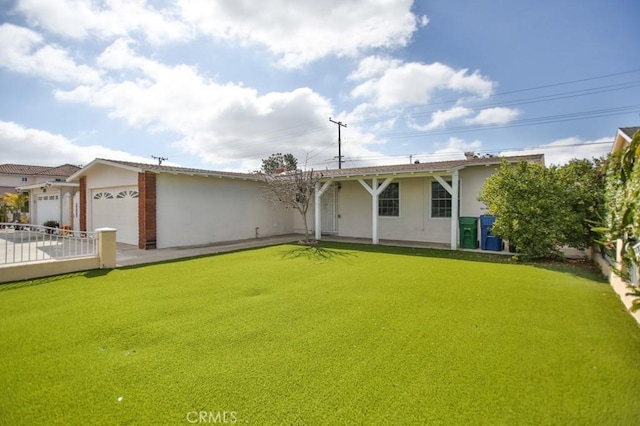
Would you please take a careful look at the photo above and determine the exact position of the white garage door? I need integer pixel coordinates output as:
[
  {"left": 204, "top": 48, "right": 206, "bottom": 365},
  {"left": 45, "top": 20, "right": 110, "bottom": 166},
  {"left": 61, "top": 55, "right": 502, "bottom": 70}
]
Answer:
[
  {"left": 36, "top": 193, "right": 60, "bottom": 225},
  {"left": 91, "top": 187, "right": 139, "bottom": 245}
]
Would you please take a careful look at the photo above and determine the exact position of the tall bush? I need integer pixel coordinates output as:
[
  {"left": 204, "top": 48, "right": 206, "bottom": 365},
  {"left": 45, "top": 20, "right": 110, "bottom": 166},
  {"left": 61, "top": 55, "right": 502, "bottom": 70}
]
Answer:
[{"left": 478, "top": 158, "right": 605, "bottom": 258}]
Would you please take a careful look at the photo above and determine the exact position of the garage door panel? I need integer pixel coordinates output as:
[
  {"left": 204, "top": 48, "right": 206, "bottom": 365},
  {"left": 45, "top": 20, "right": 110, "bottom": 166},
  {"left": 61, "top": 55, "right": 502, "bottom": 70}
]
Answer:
[
  {"left": 36, "top": 194, "right": 61, "bottom": 225},
  {"left": 92, "top": 187, "right": 138, "bottom": 245}
]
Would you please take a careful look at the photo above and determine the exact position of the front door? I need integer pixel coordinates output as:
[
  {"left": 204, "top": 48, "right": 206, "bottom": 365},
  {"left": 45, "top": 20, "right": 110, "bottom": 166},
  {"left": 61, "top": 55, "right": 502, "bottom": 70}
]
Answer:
[{"left": 321, "top": 183, "right": 339, "bottom": 235}]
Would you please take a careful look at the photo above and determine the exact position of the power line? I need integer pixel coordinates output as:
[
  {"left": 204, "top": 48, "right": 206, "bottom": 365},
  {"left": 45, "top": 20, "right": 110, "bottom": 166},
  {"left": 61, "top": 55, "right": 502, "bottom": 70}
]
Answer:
[{"left": 305, "top": 140, "right": 614, "bottom": 168}]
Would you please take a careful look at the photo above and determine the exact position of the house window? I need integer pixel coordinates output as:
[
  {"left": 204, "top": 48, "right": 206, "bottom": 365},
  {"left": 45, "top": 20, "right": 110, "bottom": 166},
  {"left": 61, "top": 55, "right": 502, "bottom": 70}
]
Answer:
[
  {"left": 431, "top": 180, "right": 452, "bottom": 218},
  {"left": 21, "top": 177, "right": 28, "bottom": 182},
  {"left": 378, "top": 182, "right": 399, "bottom": 217}
]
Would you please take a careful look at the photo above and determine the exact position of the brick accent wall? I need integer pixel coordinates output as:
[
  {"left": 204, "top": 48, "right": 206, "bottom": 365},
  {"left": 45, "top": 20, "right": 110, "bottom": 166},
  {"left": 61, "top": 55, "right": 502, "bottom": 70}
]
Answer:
[
  {"left": 79, "top": 176, "right": 87, "bottom": 232},
  {"left": 138, "top": 172, "right": 157, "bottom": 249}
]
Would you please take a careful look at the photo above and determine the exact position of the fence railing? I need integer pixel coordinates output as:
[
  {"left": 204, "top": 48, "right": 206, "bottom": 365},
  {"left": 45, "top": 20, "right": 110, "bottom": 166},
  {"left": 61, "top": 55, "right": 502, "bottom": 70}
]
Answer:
[{"left": 0, "top": 223, "right": 97, "bottom": 265}]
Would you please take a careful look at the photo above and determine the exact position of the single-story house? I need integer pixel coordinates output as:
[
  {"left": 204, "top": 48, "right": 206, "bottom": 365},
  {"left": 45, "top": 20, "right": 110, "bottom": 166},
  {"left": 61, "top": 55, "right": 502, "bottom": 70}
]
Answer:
[{"left": 67, "top": 154, "right": 543, "bottom": 250}]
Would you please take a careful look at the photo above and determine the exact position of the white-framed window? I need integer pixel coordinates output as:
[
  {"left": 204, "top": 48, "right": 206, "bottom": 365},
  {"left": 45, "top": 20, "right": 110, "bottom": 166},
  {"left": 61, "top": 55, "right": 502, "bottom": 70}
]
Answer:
[
  {"left": 431, "top": 180, "right": 452, "bottom": 218},
  {"left": 378, "top": 182, "right": 399, "bottom": 217},
  {"left": 21, "top": 177, "right": 28, "bottom": 182}
]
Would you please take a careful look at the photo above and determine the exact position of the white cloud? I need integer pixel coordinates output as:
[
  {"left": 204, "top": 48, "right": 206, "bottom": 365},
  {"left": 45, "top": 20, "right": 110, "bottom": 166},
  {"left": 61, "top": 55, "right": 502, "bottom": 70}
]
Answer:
[
  {"left": 179, "top": 0, "right": 424, "bottom": 68},
  {"left": 0, "top": 23, "right": 101, "bottom": 84},
  {"left": 54, "top": 40, "right": 385, "bottom": 167},
  {"left": 410, "top": 106, "right": 472, "bottom": 131},
  {"left": 0, "top": 121, "right": 155, "bottom": 166},
  {"left": 351, "top": 60, "right": 494, "bottom": 108},
  {"left": 348, "top": 56, "right": 402, "bottom": 81},
  {"left": 499, "top": 136, "right": 612, "bottom": 166},
  {"left": 15, "top": 0, "right": 191, "bottom": 44},
  {"left": 466, "top": 107, "right": 521, "bottom": 125}
]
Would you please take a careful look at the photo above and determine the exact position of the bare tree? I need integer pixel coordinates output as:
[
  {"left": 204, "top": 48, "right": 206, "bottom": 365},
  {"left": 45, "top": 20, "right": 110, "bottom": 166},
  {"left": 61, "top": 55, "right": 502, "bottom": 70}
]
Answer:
[{"left": 259, "top": 155, "right": 322, "bottom": 243}]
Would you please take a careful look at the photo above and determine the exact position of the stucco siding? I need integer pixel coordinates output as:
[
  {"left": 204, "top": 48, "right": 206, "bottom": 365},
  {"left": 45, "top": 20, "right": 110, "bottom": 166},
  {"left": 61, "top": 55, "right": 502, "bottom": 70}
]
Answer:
[
  {"left": 459, "top": 165, "right": 495, "bottom": 217},
  {"left": 85, "top": 164, "right": 139, "bottom": 189},
  {"left": 328, "top": 178, "right": 450, "bottom": 243},
  {"left": 314, "top": 166, "right": 494, "bottom": 244},
  {"left": 155, "top": 174, "right": 294, "bottom": 248}
]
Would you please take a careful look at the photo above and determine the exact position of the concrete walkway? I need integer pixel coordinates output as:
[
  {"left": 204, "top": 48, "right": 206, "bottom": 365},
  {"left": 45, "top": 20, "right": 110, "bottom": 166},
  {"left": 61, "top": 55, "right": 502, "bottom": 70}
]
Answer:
[{"left": 116, "top": 234, "right": 302, "bottom": 267}]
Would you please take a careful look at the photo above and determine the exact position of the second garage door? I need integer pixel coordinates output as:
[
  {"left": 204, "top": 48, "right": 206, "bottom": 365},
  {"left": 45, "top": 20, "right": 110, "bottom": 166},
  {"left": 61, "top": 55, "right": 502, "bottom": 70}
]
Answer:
[{"left": 91, "top": 187, "right": 139, "bottom": 245}]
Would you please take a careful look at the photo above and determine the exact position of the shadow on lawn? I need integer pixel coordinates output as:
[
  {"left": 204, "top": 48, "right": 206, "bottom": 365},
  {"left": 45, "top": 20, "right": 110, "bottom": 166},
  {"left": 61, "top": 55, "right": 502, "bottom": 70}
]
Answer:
[
  {"left": 532, "top": 259, "right": 608, "bottom": 283},
  {"left": 316, "top": 241, "right": 607, "bottom": 282},
  {"left": 281, "top": 245, "right": 357, "bottom": 262},
  {"left": 0, "top": 268, "right": 112, "bottom": 292}
]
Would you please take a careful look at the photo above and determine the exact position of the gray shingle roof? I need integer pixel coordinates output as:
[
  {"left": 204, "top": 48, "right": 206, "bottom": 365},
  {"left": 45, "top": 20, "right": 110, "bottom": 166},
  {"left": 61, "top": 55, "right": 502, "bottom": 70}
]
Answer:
[
  {"left": 620, "top": 127, "right": 640, "bottom": 140},
  {"left": 96, "top": 159, "right": 260, "bottom": 180},
  {"left": 317, "top": 154, "right": 545, "bottom": 178},
  {"left": 85, "top": 154, "right": 544, "bottom": 181}
]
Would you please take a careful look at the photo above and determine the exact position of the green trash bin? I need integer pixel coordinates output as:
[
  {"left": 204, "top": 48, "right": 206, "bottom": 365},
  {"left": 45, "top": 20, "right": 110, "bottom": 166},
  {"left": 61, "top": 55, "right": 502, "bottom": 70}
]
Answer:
[{"left": 459, "top": 217, "right": 479, "bottom": 249}]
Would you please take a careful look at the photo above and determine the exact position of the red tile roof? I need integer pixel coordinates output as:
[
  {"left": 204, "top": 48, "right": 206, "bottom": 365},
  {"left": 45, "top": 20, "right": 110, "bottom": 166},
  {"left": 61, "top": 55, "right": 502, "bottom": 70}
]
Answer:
[{"left": 0, "top": 163, "right": 80, "bottom": 177}]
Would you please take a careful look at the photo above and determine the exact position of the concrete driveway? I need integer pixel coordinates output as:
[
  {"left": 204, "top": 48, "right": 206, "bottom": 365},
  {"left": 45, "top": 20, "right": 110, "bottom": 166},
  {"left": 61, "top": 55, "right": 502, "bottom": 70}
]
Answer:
[{"left": 116, "top": 234, "right": 301, "bottom": 267}]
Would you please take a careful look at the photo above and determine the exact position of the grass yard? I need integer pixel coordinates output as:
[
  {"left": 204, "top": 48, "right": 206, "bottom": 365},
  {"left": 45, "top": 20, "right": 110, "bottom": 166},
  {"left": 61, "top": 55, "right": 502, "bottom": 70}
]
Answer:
[{"left": 1, "top": 243, "right": 640, "bottom": 425}]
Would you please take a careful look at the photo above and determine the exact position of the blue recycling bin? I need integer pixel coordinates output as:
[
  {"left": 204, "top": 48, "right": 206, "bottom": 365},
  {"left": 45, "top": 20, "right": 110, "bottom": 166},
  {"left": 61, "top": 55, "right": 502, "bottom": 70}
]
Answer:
[{"left": 480, "top": 215, "right": 503, "bottom": 251}]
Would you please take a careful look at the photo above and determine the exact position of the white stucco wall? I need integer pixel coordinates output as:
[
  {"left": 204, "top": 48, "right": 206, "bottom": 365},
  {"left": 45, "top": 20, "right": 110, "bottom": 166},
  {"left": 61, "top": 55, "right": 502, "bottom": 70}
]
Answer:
[
  {"left": 332, "top": 178, "right": 450, "bottom": 243},
  {"left": 155, "top": 174, "right": 295, "bottom": 248},
  {"left": 312, "top": 165, "right": 496, "bottom": 244},
  {"left": 0, "top": 175, "right": 53, "bottom": 189},
  {"left": 459, "top": 165, "right": 497, "bottom": 217}
]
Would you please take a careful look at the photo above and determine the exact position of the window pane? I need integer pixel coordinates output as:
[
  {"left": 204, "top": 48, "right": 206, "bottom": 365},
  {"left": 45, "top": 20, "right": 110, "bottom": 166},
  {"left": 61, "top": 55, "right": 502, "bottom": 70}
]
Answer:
[
  {"left": 431, "top": 181, "right": 452, "bottom": 218},
  {"left": 378, "top": 182, "right": 399, "bottom": 217}
]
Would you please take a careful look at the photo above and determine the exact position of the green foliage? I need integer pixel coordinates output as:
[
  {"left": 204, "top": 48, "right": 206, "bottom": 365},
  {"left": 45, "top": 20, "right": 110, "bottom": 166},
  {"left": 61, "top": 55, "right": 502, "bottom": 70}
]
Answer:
[
  {"left": 556, "top": 158, "right": 606, "bottom": 249},
  {"left": 601, "top": 129, "right": 640, "bottom": 309},
  {"left": 478, "top": 159, "right": 605, "bottom": 258},
  {"left": 261, "top": 152, "right": 298, "bottom": 173},
  {"left": 1, "top": 192, "right": 29, "bottom": 221}
]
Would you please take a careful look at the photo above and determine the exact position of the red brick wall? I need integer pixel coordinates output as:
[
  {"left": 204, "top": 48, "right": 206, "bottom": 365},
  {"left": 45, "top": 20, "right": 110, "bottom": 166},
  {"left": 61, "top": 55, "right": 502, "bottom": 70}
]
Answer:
[
  {"left": 79, "top": 176, "right": 87, "bottom": 232},
  {"left": 138, "top": 172, "right": 157, "bottom": 249}
]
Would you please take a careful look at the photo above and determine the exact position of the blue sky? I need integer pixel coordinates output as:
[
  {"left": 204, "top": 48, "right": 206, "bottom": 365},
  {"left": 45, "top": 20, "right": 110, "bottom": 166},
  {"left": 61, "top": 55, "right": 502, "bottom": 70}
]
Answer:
[{"left": 0, "top": 0, "right": 639, "bottom": 171}]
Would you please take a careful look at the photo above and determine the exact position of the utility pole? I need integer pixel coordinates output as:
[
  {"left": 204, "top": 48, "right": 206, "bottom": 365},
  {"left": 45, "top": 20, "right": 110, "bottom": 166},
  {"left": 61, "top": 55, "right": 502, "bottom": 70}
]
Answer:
[
  {"left": 329, "top": 117, "right": 347, "bottom": 169},
  {"left": 151, "top": 155, "right": 168, "bottom": 165}
]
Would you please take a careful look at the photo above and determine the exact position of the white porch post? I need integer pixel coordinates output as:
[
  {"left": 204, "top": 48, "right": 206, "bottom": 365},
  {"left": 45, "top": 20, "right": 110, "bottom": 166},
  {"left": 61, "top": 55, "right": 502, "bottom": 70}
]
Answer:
[
  {"left": 371, "top": 178, "right": 378, "bottom": 244},
  {"left": 314, "top": 181, "right": 332, "bottom": 241},
  {"left": 434, "top": 171, "right": 459, "bottom": 250},
  {"left": 358, "top": 177, "right": 394, "bottom": 245},
  {"left": 451, "top": 170, "right": 459, "bottom": 250}
]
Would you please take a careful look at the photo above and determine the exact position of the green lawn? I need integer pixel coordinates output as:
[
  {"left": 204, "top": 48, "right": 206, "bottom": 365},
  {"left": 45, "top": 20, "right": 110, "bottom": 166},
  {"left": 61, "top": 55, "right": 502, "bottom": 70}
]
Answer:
[{"left": 1, "top": 243, "right": 639, "bottom": 425}]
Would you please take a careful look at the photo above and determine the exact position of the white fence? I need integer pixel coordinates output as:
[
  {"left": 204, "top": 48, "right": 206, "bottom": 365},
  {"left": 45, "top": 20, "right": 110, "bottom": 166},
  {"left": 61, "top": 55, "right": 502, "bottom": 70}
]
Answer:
[{"left": 0, "top": 223, "right": 97, "bottom": 265}]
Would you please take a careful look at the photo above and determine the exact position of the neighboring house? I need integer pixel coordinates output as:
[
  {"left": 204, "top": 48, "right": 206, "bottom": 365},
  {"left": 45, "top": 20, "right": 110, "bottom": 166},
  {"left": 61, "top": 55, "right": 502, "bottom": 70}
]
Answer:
[
  {"left": 68, "top": 155, "right": 543, "bottom": 250},
  {"left": 611, "top": 126, "right": 640, "bottom": 154},
  {"left": 1, "top": 163, "right": 80, "bottom": 225}
]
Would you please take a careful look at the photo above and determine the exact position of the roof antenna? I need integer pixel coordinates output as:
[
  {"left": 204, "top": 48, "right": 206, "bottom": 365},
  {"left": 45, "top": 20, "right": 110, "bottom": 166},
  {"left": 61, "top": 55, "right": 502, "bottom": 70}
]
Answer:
[{"left": 151, "top": 155, "right": 168, "bottom": 165}]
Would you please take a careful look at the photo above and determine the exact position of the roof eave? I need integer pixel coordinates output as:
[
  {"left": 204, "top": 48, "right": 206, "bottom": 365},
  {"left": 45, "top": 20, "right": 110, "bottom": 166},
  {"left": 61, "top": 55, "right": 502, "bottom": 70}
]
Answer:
[
  {"left": 17, "top": 181, "right": 80, "bottom": 191},
  {"left": 67, "top": 159, "right": 145, "bottom": 182}
]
